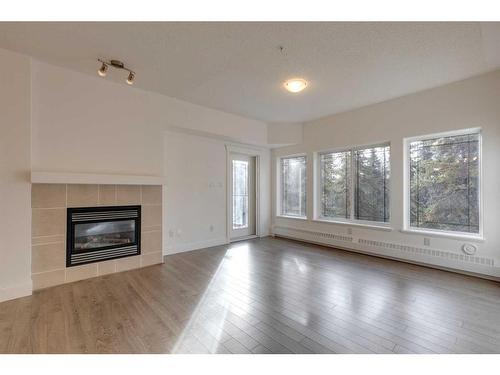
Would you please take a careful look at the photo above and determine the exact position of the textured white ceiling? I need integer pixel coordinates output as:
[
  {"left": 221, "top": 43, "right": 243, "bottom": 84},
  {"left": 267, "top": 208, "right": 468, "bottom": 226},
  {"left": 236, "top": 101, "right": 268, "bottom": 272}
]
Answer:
[{"left": 0, "top": 22, "right": 499, "bottom": 123}]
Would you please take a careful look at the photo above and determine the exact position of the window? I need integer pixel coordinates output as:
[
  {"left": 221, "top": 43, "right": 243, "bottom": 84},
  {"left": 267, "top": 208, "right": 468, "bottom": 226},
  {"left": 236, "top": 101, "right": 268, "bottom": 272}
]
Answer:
[
  {"left": 280, "top": 156, "right": 306, "bottom": 217},
  {"left": 408, "top": 130, "right": 480, "bottom": 235},
  {"left": 354, "top": 145, "right": 390, "bottom": 222},
  {"left": 317, "top": 144, "right": 390, "bottom": 224}
]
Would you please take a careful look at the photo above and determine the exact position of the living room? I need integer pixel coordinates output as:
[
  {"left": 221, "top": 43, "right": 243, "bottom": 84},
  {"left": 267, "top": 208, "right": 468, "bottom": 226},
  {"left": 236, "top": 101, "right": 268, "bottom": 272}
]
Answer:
[{"left": 1, "top": 0, "right": 500, "bottom": 373}]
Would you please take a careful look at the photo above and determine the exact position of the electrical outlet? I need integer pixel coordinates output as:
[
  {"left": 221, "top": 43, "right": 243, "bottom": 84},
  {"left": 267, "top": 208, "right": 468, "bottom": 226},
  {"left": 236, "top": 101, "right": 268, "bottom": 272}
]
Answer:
[
  {"left": 424, "top": 237, "right": 430, "bottom": 246},
  {"left": 209, "top": 224, "right": 214, "bottom": 232},
  {"left": 347, "top": 227, "right": 353, "bottom": 235}
]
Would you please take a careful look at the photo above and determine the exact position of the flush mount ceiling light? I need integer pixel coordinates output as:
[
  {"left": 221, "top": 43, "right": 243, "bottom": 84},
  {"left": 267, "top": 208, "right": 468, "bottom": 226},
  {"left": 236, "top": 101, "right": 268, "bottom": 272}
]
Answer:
[
  {"left": 97, "top": 58, "right": 135, "bottom": 85},
  {"left": 284, "top": 78, "right": 308, "bottom": 93}
]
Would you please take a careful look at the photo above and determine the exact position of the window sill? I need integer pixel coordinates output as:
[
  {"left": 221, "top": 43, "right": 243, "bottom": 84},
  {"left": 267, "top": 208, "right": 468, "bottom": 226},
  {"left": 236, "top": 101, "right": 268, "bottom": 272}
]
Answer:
[
  {"left": 400, "top": 228, "right": 485, "bottom": 242},
  {"left": 276, "top": 215, "right": 308, "bottom": 221},
  {"left": 312, "top": 219, "right": 393, "bottom": 232}
]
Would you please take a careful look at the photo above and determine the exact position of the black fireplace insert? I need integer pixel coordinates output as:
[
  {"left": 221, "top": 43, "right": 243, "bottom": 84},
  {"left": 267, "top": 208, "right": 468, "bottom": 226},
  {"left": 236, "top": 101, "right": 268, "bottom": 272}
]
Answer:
[{"left": 66, "top": 205, "right": 141, "bottom": 267}]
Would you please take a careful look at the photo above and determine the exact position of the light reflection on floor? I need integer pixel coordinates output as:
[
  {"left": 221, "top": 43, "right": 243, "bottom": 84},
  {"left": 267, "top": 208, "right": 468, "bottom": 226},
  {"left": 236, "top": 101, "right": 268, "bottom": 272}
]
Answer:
[{"left": 171, "top": 243, "right": 254, "bottom": 353}]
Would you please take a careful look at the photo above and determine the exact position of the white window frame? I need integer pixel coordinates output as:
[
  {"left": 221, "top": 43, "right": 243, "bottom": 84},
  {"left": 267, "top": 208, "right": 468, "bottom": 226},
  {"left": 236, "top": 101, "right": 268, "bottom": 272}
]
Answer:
[
  {"left": 402, "top": 127, "right": 483, "bottom": 241},
  {"left": 314, "top": 142, "right": 392, "bottom": 229},
  {"left": 277, "top": 154, "right": 308, "bottom": 219}
]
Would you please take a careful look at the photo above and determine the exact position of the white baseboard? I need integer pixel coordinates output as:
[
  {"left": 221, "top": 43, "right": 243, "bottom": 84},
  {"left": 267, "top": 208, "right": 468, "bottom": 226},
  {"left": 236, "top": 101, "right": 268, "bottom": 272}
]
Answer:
[
  {"left": 165, "top": 237, "right": 228, "bottom": 255},
  {"left": 0, "top": 280, "right": 33, "bottom": 303},
  {"left": 273, "top": 225, "right": 500, "bottom": 281},
  {"left": 260, "top": 229, "right": 271, "bottom": 238}
]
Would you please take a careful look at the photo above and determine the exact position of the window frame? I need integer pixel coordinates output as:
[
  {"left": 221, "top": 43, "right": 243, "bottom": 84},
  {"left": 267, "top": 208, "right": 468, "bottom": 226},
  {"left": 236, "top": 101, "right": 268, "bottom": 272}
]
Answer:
[
  {"left": 314, "top": 142, "right": 392, "bottom": 229},
  {"left": 403, "top": 128, "right": 483, "bottom": 240},
  {"left": 277, "top": 154, "right": 308, "bottom": 219}
]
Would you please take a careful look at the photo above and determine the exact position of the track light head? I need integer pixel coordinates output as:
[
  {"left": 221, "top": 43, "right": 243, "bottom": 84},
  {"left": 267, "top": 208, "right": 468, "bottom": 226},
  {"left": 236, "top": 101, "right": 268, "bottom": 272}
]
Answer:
[
  {"left": 126, "top": 71, "right": 135, "bottom": 85},
  {"left": 97, "top": 62, "right": 108, "bottom": 77}
]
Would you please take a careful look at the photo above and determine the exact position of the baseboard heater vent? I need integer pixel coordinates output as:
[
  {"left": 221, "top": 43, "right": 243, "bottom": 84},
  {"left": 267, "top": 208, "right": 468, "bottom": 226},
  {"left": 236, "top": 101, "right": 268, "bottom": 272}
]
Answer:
[
  {"left": 358, "top": 238, "right": 494, "bottom": 267},
  {"left": 273, "top": 226, "right": 353, "bottom": 243},
  {"left": 273, "top": 226, "right": 495, "bottom": 268}
]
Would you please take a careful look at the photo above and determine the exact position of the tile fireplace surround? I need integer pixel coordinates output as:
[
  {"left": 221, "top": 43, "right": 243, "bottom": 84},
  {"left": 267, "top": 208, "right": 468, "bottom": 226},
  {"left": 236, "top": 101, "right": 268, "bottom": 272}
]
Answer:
[{"left": 31, "top": 183, "right": 163, "bottom": 290}]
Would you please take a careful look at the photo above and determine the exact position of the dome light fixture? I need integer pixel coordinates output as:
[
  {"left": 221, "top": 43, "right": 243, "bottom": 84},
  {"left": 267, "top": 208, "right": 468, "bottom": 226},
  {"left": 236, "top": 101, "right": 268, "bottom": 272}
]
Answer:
[
  {"left": 284, "top": 78, "right": 308, "bottom": 93},
  {"left": 97, "top": 58, "right": 135, "bottom": 85}
]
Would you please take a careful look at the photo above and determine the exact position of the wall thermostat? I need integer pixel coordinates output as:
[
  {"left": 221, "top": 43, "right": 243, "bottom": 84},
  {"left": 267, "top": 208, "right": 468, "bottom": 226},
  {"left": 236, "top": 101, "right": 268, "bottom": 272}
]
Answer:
[{"left": 462, "top": 243, "right": 477, "bottom": 255}]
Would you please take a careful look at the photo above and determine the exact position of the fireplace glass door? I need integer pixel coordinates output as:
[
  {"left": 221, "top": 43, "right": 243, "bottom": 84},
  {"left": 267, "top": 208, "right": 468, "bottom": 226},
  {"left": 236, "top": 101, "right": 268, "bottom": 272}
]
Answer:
[
  {"left": 67, "top": 205, "right": 141, "bottom": 267},
  {"left": 74, "top": 220, "right": 136, "bottom": 252}
]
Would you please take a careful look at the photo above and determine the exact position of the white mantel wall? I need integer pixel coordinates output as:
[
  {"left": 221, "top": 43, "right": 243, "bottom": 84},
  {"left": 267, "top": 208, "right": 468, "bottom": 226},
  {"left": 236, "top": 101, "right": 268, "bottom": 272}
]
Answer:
[
  {"left": 31, "top": 61, "right": 269, "bottom": 176},
  {"left": 272, "top": 69, "right": 500, "bottom": 279}
]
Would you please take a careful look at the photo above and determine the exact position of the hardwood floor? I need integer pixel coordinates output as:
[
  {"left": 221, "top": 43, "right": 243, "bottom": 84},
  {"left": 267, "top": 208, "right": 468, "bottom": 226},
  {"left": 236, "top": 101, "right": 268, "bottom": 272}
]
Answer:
[{"left": 1, "top": 237, "right": 500, "bottom": 353}]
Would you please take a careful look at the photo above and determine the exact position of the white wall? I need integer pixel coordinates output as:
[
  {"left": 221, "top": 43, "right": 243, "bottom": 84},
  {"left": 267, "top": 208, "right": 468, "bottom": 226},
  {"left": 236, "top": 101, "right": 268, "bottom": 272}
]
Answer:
[
  {"left": 164, "top": 130, "right": 271, "bottom": 255},
  {"left": 272, "top": 69, "right": 500, "bottom": 279},
  {"left": 31, "top": 61, "right": 269, "bottom": 176},
  {"left": 0, "top": 49, "right": 32, "bottom": 302},
  {"left": 267, "top": 122, "right": 303, "bottom": 147},
  {"left": 164, "top": 131, "right": 227, "bottom": 253}
]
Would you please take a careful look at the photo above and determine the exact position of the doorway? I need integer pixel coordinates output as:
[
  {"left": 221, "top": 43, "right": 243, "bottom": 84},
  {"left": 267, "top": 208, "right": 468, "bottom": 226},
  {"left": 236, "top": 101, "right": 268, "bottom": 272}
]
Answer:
[{"left": 229, "top": 153, "right": 256, "bottom": 241}]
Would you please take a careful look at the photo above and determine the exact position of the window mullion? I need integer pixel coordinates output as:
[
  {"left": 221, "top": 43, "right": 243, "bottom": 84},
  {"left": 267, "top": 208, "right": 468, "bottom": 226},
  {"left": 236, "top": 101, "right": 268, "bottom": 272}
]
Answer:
[
  {"left": 383, "top": 147, "right": 387, "bottom": 222},
  {"left": 350, "top": 150, "right": 355, "bottom": 221},
  {"left": 467, "top": 137, "right": 471, "bottom": 233},
  {"left": 345, "top": 152, "right": 348, "bottom": 219}
]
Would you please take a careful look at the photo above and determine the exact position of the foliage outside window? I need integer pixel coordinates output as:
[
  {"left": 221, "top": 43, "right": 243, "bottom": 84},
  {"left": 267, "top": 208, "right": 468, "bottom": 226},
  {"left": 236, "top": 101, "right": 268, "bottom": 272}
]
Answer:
[
  {"left": 409, "top": 132, "right": 480, "bottom": 234},
  {"left": 280, "top": 156, "right": 306, "bottom": 217},
  {"left": 319, "top": 144, "right": 390, "bottom": 223},
  {"left": 320, "top": 151, "right": 351, "bottom": 219},
  {"left": 232, "top": 160, "right": 248, "bottom": 229},
  {"left": 354, "top": 145, "right": 391, "bottom": 222}
]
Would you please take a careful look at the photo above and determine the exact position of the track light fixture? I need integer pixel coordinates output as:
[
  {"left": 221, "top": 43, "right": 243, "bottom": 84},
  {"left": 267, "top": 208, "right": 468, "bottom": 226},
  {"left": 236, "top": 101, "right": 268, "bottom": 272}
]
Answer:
[{"left": 97, "top": 58, "right": 135, "bottom": 85}]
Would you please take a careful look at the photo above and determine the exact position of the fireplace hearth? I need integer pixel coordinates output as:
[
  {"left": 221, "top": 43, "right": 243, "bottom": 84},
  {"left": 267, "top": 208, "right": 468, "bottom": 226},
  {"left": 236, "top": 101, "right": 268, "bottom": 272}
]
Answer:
[{"left": 66, "top": 205, "right": 141, "bottom": 267}]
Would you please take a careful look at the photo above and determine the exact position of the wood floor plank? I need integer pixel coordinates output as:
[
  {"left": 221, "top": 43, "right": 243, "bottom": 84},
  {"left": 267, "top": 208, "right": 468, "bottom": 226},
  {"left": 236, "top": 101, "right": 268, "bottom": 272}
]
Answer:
[
  {"left": 253, "top": 321, "right": 313, "bottom": 354},
  {"left": 251, "top": 344, "right": 273, "bottom": 354},
  {"left": 223, "top": 338, "right": 252, "bottom": 354}
]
